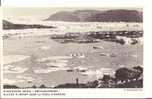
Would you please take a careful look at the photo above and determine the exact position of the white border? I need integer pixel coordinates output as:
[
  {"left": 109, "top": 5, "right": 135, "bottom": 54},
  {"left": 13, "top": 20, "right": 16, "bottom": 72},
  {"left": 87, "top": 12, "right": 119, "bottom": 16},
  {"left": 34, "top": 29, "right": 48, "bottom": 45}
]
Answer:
[
  {"left": 1, "top": 0, "right": 152, "bottom": 98},
  {"left": 1, "top": 89, "right": 144, "bottom": 98},
  {"left": 2, "top": 0, "right": 144, "bottom": 7},
  {"left": 0, "top": 6, "right": 4, "bottom": 98},
  {"left": 144, "top": 1, "right": 152, "bottom": 98}
]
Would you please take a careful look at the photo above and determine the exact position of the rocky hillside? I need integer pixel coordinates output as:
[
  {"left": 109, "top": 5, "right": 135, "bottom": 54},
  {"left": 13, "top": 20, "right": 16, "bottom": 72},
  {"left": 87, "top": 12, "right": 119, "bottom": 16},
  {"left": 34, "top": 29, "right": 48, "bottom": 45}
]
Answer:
[
  {"left": 45, "top": 9, "right": 142, "bottom": 22},
  {"left": 3, "top": 20, "right": 55, "bottom": 30},
  {"left": 55, "top": 66, "right": 143, "bottom": 88},
  {"left": 3, "top": 66, "right": 143, "bottom": 89}
]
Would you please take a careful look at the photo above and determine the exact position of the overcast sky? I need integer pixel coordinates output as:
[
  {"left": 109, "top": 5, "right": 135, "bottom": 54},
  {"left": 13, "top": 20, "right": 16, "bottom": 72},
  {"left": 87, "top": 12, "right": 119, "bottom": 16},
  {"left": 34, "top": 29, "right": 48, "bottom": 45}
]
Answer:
[{"left": 3, "top": 7, "right": 142, "bottom": 21}]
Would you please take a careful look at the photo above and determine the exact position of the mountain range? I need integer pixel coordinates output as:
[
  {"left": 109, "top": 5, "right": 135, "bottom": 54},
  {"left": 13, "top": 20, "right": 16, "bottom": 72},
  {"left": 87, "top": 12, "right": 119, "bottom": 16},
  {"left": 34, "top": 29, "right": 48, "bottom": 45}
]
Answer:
[{"left": 45, "top": 9, "right": 142, "bottom": 22}]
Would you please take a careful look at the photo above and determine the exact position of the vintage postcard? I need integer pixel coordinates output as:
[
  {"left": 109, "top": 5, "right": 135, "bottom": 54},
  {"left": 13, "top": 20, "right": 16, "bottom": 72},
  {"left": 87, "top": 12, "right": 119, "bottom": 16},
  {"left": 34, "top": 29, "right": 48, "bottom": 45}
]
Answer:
[
  {"left": 0, "top": 0, "right": 149, "bottom": 98},
  {"left": 1, "top": 7, "right": 144, "bottom": 98}
]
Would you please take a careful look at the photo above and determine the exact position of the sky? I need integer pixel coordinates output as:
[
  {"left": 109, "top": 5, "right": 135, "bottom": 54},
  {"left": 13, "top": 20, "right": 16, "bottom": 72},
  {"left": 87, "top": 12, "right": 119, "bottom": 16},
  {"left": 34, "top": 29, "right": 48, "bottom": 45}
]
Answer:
[
  {"left": 2, "top": 0, "right": 143, "bottom": 21},
  {"left": 3, "top": 7, "right": 142, "bottom": 21}
]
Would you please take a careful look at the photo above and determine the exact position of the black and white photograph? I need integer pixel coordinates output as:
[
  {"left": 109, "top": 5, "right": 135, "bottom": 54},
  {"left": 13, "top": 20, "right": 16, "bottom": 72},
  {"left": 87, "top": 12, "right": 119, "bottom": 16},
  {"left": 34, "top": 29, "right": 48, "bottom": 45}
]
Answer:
[{"left": 2, "top": 7, "right": 143, "bottom": 89}]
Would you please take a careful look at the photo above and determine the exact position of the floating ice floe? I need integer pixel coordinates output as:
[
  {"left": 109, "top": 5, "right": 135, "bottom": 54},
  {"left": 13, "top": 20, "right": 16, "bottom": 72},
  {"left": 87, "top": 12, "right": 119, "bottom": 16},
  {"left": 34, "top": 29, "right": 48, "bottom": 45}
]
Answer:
[
  {"left": 37, "top": 56, "right": 72, "bottom": 62},
  {"left": 3, "top": 78, "right": 26, "bottom": 85},
  {"left": 34, "top": 68, "right": 58, "bottom": 73},
  {"left": 16, "top": 75, "right": 35, "bottom": 82},
  {"left": 81, "top": 70, "right": 96, "bottom": 76},
  {"left": 99, "top": 53, "right": 110, "bottom": 57},
  {"left": 116, "top": 36, "right": 143, "bottom": 45},
  {"left": 116, "top": 36, "right": 132, "bottom": 45},
  {"left": 3, "top": 65, "right": 28, "bottom": 73},
  {"left": 56, "top": 59, "right": 69, "bottom": 63},
  {"left": 4, "top": 22, "right": 142, "bottom": 38},
  {"left": 36, "top": 56, "right": 70, "bottom": 71},
  {"left": 66, "top": 66, "right": 93, "bottom": 72},
  {"left": 33, "top": 67, "right": 70, "bottom": 74},
  {"left": 73, "top": 66, "right": 88, "bottom": 72},
  {"left": 93, "top": 46, "right": 104, "bottom": 50},
  {"left": 3, "top": 79, "right": 17, "bottom": 85},
  {"left": 70, "top": 53, "right": 85, "bottom": 59},
  {"left": 81, "top": 68, "right": 114, "bottom": 79},
  {"left": 3, "top": 55, "right": 30, "bottom": 65},
  {"left": 46, "top": 62, "right": 67, "bottom": 67},
  {"left": 39, "top": 46, "right": 50, "bottom": 50}
]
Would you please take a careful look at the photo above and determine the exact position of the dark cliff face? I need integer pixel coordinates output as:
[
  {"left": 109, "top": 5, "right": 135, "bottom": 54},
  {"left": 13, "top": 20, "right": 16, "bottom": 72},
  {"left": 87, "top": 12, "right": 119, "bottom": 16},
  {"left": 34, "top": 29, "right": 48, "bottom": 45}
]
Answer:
[
  {"left": 45, "top": 9, "right": 143, "bottom": 22},
  {"left": 3, "top": 20, "right": 55, "bottom": 30},
  {"left": 86, "top": 9, "right": 143, "bottom": 22}
]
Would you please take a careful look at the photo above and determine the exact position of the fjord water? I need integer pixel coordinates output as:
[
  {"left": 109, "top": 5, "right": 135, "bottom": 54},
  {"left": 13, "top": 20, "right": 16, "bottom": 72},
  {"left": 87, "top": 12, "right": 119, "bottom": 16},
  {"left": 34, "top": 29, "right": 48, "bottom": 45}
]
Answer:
[{"left": 3, "top": 21, "right": 143, "bottom": 87}]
